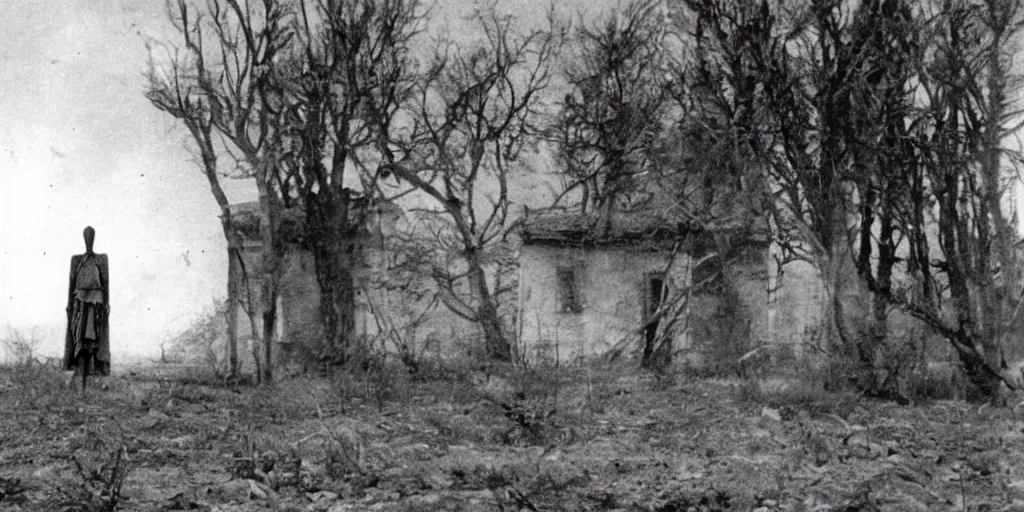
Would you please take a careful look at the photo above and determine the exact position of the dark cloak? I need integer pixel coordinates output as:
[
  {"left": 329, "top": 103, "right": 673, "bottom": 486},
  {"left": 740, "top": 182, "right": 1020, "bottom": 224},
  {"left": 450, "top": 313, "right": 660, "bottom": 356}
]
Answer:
[{"left": 63, "top": 253, "right": 111, "bottom": 375}]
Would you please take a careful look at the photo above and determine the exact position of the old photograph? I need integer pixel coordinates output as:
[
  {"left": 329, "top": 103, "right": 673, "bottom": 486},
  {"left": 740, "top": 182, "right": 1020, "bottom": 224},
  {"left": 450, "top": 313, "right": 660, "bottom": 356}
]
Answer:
[{"left": 3, "top": 0, "right": 1024, "bottom": 510}]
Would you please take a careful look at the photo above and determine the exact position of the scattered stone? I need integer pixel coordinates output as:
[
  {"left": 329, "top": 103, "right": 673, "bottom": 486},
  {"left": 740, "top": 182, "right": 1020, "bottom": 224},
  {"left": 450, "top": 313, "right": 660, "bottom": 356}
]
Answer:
[
  {"left": 306, "top": 490, "right": 339, "bottom": 502},
  {"left": 31, "top": 464, "right": 61, "bottom": 481},
  {"left": 760, "top": 407, "right": 782, "bottom": 422},
  {"left": 246, "top": 478, "right": 277, "bottom": 500},
  {"left": 168, "top": 435, "right": 196, "bottom": 449},
  {"left": 1007, "top": 480, "right": 1024, "bottom": 497},
  {"left": 140, "top": 409, "right": 171, "bottom": 430},
  {"left": 422, "top": 471, "right": 454, "bottom": 490},
  {"left": 211, "top": 479, "right": 250, "bottom": 501}
]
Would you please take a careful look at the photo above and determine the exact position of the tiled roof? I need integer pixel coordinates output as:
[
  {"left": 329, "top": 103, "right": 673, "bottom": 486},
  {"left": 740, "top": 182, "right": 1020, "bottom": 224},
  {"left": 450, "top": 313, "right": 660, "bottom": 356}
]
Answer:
[
  {"left": 521, "top": 208, "right": 691, "bottom": 245},
  {"left": 225, "top": 201, "right": 305, "bottom": 243},
  {"left": 520, "top": 206, "right": 767, "bottom": 248},
  {"left": 224, "top": 199, "right": 400, "bottom": 243}
]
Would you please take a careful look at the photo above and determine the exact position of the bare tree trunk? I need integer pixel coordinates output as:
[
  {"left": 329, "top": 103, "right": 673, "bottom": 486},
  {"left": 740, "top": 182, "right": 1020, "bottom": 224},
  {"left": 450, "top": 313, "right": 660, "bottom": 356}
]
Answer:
[
  {"left": 939, "top": 171, "right": 1003, "bottom": 401},
  {"left": 853, "top": 183, "right": 904, "bottom": 399},
  {"left": 980, "top": 0, "right": 1015, "bottom": 371},
  {"left": 307, "top": 190, "right": 358, "bottom": 365},
  {"left": 816, "top": 251, "right": 845, "bottom": 352},
  {"left": 870, "top": 208, "right": 898, "bottom": 391},
  {"left": 250, "top": 332, "right": 263, "bottom": 385},
  {"left": 261, "top": 285, "right": 275, "bottom": 384},
  {"left": 316, "top": 259, "right": 356, "bottom": 363},
  {"left": 257, "top": 187, "right": 283, "bottom": 384},
  {"left": 466, "top": 247, "right": 511, "bottom": 361},
  {"left": 226, "top": 247, "right": 241, "bottom": 378}
]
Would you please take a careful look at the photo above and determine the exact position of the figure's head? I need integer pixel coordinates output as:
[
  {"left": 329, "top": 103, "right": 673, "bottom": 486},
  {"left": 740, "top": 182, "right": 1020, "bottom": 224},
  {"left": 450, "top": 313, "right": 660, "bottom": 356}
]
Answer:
[{"left": 83, "top": 226, "right": 95, "bottom": 253}]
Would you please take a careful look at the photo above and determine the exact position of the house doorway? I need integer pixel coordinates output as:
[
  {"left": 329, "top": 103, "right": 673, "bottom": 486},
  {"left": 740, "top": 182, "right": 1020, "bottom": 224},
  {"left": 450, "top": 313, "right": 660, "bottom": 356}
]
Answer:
[{"left": 643, "top": 273, "right": 666, "bottom": 361}]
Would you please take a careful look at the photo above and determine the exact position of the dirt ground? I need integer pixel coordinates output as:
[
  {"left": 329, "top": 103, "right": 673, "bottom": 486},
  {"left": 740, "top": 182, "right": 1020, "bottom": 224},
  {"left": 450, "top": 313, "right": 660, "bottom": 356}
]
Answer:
[{"left": 2, "top": 360, "right": 1024, "bottom": 511}]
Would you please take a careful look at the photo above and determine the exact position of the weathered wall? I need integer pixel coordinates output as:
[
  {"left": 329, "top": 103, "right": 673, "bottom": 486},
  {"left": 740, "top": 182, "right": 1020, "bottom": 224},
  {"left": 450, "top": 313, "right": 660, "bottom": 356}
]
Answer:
[
  {"left": 767, "top": 257, "right": 824, "bottom": 355},
  {"left": 234, "top": 242, "right": 322, "bottom": 365},
  {"left": 238, "top": 243, "right": 502, "bottom": 366},
  {"left": 688, "top": 245, "right": 771, "bottom": 362},
  {"left": 359, "top": 245, "right": 482, "bottom": 359},
  {"left": 517, "top": 242, "right": 782, "bottom": 364},
  {"left": 229, "top": 204, "right": 408, "bottom": 368},
  {"left": 276, "top": 247, "right": 323, "bottom": 360},
  {"left": 517, "top": 245, "right": 692, "bottom": 361}
]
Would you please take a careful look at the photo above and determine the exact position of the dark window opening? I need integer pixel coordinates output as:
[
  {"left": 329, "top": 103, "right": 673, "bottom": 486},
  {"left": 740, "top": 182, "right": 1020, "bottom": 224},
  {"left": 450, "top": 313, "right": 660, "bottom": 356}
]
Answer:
[
  {"left": 643, "top": 273, "right": 666, "bottom": 358},
  {"left": 557, "top": 267, "right": 582, "bottom": 314},
  {"left": 648, "top": 276, "right": 665, "bottom": 313}
]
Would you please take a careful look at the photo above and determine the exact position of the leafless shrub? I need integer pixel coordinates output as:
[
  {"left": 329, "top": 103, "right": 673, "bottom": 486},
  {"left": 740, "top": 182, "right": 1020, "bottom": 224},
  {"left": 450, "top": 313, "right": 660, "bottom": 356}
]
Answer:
[
  {"left": 55, "top": 445, "right": 130, "bottom": 512},
  {"left": 448, "top": 458, "right": 586, "bottom": 510},
  {"left": 0, "top": 475, "right": 28, "bottom": 506},
  {"left": 0, "top": 325, "right": 42, "bottom": 366},
  {"left": 230, "top": 432, "right": 302, "bottom": 492},
  {"left": 166, "top": 301, "right": 230, "bottom": 376},
  {"left": 0, "top": 326, "right": 69, "bottom": 402},
  {"left": 364, "top": 241, "right": 445, "bottom": 375},
  {"left": 328, "top": 346, "right": 410, "bottom": 413},
  {"left": 422, "top": 406, "right": 500, "bottom": 444},
  {"left": 448, "top": 462, "right": 514, "bottom": 492},
  {"left": 904, "top": 361, "right": 967, "bottom": 402},
  {"left": 581, "top": 359, "right": 618, "bottom": 415}
]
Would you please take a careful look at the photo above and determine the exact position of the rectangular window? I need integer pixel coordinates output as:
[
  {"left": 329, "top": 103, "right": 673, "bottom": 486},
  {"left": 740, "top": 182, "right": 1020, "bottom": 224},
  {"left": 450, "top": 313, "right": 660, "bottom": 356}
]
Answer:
[
  {"left": 557, "top": 266, "right": 582, "bottom": 314},
  {"left": 647, "top": 273, "right": 666, "bottom": 315}
]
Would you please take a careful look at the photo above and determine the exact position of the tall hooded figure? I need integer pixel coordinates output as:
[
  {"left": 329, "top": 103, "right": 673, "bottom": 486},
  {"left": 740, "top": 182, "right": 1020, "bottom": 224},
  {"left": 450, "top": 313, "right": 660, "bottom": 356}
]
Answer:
[{"left": 63, "top": 226, "right": 111, "bottom": 381}]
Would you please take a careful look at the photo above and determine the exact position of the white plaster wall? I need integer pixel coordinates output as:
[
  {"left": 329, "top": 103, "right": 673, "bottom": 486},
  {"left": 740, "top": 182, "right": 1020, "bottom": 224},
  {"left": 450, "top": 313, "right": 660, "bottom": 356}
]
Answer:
[
  {"left": 359, "top": 245, "right": 489, "bottom": 359},
  {"left": 518, "top": 245, "right": 691, "bottom": 361}
]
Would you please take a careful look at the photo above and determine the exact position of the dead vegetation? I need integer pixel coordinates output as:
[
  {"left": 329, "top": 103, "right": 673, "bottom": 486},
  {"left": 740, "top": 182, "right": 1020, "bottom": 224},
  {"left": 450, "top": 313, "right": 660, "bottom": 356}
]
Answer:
[{"left": 1, "top": 352, "right": 1024, "bottom": 511}]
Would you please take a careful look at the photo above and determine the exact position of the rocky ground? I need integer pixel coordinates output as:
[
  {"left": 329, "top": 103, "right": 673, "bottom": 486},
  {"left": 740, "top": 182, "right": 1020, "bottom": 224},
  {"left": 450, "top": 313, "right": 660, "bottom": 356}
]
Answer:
[{"left": 1, "top": 360, "right": 1024, "bottom": 511}]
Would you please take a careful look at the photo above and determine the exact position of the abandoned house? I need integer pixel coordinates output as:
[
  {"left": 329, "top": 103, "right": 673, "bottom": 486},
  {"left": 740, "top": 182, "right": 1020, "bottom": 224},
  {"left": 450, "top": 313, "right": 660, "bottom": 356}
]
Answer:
[
  {"left": 515, "top": 207, "right": 822, "bottom": 362},
  {"left": 221, "top": 193, "right": 826, "bottom": 369}
]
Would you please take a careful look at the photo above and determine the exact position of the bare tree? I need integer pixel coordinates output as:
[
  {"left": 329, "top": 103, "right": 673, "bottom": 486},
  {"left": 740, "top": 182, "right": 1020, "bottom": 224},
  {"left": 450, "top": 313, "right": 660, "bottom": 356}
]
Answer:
[
  {"left": 874, "top": 0, "right": 1024, "bottom": 401},
  {"left": 824, "top": 0, "right": 921, "bottom": 400},
  {"left": 377, "top": 7, "right": 563, "bottom": 361},
  {"left": 681, "top": 0, "right": 890, "bottom": 375},
  {"left": 827, "top": 0, "right": 1024, "bottom": 402},
  {"left": 146, "top": 0, "right": 299, "bottom": 383},
  {"left": 549, "top": 1, "right": 767, "bottom": 370},
  {"left": 167, "top": 301, "right": 230, "bottom": 377},
  {"left": 270, "top": 0, "right": 426, "bottom": 365},
  {"left": 145, "top": 24, "right": 245, "bottom": 378},
  {"left": 0, "top": 325, "right": 42, "bottom": 366},
  {"left": 553, "top": 0, "right": 672, "bottom": 223},
  {"left": 681, "top": 0, "right": 1024, "bottom": 402},
  {"left": 363, "top": 226, "right": 446, "bottom": 373}
]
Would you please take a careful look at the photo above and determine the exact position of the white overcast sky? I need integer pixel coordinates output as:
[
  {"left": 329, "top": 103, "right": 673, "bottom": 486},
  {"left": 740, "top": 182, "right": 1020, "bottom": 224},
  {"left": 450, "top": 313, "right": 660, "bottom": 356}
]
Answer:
[{"left": 0, "top": 0, "right": 622, "bottom": 359}]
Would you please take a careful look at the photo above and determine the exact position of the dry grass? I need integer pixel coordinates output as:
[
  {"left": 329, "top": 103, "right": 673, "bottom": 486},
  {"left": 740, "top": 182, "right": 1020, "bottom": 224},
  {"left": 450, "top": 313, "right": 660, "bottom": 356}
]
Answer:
[{"left": 0, "top": 356, "right": 1022, "bottom": 511}]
